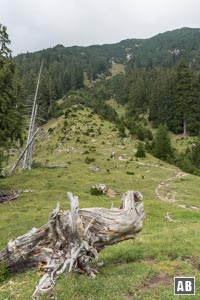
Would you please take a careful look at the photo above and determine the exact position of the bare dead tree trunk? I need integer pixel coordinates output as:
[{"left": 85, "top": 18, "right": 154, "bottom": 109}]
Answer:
[
  {"left": 27, "top": 104, "right": 38, "bottom": 168},
  {"left": 183, "top": 118, "right": 187, "bottom": 137},
  {"left": 0, "top": 190, "right": 144, "bottom": 299},
  {"left": 23, "top": 63, "right": 42, "bottom": 170}
]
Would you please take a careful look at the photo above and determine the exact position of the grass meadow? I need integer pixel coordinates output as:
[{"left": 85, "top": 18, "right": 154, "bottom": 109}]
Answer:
[{"left": 0, "top": 107, "right": 200, "bottom": 299}]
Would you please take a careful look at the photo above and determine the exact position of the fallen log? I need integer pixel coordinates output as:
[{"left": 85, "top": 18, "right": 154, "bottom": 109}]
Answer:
[
  {"left": 0, "top": 190, "right": 144, "bottom": 299},
  {"left": 0, "top": 191, "right": 20, "bottom": 204},
  {"left": 43, "top": 164, "right": 69, "bottom": 169}
]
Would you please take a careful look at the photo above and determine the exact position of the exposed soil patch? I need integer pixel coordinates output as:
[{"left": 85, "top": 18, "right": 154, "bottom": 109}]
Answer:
[
  {"left": 124, "top": 291, "right": 134, "bottom": 298},
  {"left": 106, "top": 189, "right": 119, "bottom": 198},
  {"left": 184, "top": 256, "right": 200, "bottom": 270},
  {"left": 139, "top": 259, "right": 182, "bottom": 295},
  {"left": 141, "top": 272, "right": 172, "bottom": 293}
]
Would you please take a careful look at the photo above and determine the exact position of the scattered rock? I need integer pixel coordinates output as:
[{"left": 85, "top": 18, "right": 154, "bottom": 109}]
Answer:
[
  {"left": 118, "top": 155, "right": 126, "bottom": 161},
  {"left": 110, "top": 152, "right": 116, "bottom": 159},
  {"left": 23, "top": 189, "right": 34, "bottom": 193},
  {"left": 89, "top": 166, "right": 101, "bottom": 172}
]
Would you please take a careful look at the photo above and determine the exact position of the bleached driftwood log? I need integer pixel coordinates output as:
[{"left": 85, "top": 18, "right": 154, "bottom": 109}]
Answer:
[{"left": 0, "top": 190, "right": 144, "bottom": 299}]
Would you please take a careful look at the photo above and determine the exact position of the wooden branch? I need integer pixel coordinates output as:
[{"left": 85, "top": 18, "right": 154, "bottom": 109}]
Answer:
[{"left": 0, "top": 190, "right": 144, "bottom": 299}]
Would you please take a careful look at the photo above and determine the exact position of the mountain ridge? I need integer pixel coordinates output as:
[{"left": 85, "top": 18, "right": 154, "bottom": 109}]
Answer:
[{"left": 15, "top": 27, "right": 200, "bottom": 56}]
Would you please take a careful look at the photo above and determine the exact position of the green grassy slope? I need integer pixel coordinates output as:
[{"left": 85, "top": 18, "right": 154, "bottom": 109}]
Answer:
[{"left": 0, "top": 106, "right": 200, "bottom": 299}]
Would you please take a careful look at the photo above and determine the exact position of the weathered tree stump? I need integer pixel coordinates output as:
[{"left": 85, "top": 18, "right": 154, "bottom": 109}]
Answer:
[{"left": 0, "top": 190, "right": 144, "bottom": 299}]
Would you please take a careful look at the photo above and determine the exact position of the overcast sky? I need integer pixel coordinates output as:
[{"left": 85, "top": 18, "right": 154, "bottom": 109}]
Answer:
[{"left": 1, "top": 0, "right": 200, "bottom": 55}]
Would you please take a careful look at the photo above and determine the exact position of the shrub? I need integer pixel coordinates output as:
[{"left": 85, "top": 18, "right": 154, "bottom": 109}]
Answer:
[
  {"left": 90, "top": 187, "right": 103, "bottom": 195},
  {"left": 126, "top": 171, "right": 135, "bottom": 175},
  {"left": 48, "top": 128, "right": 54, "bottom": 134},
  {"left": 118, "top": 123, "right": 126, "bottom": 138},
  {"left": 152, "top": 125, "right": 174, "bottom": 162},
  {"left": 90, "top": 184, "right": 107, "bottom": 195},
  {"left": 85, "top": 157, "right": 95, "bottom": 164},
  {"left": 81, "top": 150, "right": 90, "bottom": 155},
  {"left": 136, "top": 126, "right": 153, "bottom": 141},
  {"left": 63, "top": 120, "right": 68, "bottom": 127},
  {"left": 89, "top": 146, "right": 96, "bottom": 152},
  {"left": 32, "top": 160, "right": 43, "bottom": 168},
  {"left": 135, "top": 142, "right": 146, "bottom": 158}
]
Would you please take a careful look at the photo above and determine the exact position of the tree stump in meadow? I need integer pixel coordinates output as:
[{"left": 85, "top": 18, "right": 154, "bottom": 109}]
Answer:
[{"left": 0, "top": 190, "right": 145, "bottom": 299}]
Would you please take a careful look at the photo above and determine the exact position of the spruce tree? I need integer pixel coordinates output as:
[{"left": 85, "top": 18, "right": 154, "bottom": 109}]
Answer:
[
  {"left": 190, "top": 141, "right": 200, "bottom": 169},
  {"left": 0, "top": 24, "right": 24, "bottom": 173},
  {"left": 0, "top": 24, "right": 11, "bottom": 57},
  {"left": 135, "top": 142, "right": 146, "bottom": 158},
  {"left": 170, "top": 60, "right": 198, "bottom": 135},
  {"left": 152, "top": 125, "right": 174, "bottom": 161}
]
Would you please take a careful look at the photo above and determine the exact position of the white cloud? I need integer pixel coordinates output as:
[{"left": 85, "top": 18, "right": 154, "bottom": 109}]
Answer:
[{"left": 1, "top": 0, "right": 200, "bottom": 55}]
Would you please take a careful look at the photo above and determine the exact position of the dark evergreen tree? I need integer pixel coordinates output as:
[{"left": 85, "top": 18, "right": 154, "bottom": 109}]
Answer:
[
  {"left": 152, "top": 125, "right": 174, "bottom": 162},
  {"left": 0, "top": 24, "right": 24, "bottom": 173},
  {"left": 190, "top": 141, "right": 200, "bottom": 169},
  {"left": 187, "top": 74, "right": 200, "bottom": 135},
  {"left": 0, "top": 24, "right": 11, "bottom": 57},
  {"left": 169, "top": 61, "right": 198, "bottom": 135},
  {"left": 111, "top": 74, "right": 127, "bottom": 105},
  {"left": 125, "top": 69, "right": 149, "bottom": 119},
  {"left": 135, "top": 142, "right": 146, "bottom": 158},
  {"left": 117, "top": 117, "right": 126, "bottom": 138},
  {"left": 149, "top": 69, "right": 175, "bottom": 127}
]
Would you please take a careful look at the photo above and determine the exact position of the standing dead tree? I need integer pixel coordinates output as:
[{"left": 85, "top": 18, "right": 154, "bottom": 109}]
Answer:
[
  {"left": 23, "top": 63, "right": 43, "bottom": 170},
  {"left": 11, "top": 64, "right": 43, "bottom": 173},
  {"left": 0, "top": 190, "right": 144, "bottom": 299}
]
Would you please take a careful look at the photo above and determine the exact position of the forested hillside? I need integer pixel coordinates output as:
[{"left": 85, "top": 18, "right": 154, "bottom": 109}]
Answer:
[
  {"left": 10, "top": 26, "right": 200, "bottom": 176},
  {"left": 13, "top": 27, "right": 200, "bottom": 120},
  {"left": 127, "top": 27, "right": 200, "bottom": 69}
]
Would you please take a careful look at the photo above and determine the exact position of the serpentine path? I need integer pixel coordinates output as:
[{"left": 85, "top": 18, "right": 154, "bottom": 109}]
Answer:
[
  {"left": 155, "top": 170, "right": 200, "bottom": 211},
  {"left": 137, "top": 161, "right": 200, "bottom": 211}
]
